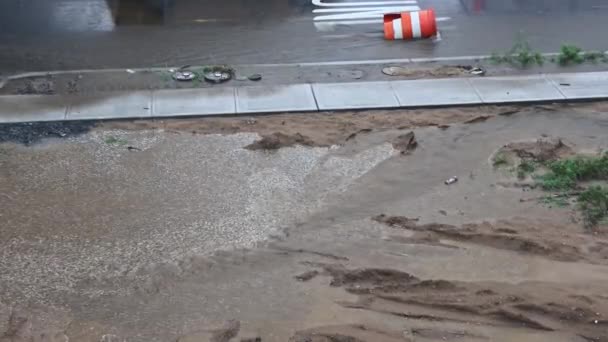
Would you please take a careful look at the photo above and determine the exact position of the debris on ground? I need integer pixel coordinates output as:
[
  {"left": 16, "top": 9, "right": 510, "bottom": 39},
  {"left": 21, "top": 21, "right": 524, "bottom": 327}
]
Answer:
[
  {"left": 126, "top": 69, "right": 136, "bottom": 74},
  {"left": 469, "top": 67, "right": 486, "bottom": 75},
  {"left": 0, "top": 121, "right": 97, "bottom": 145},
  {"left": 245, "top": 132, "right": 317, "bottom": 150},
  {"left": 391, "top": 131, "right": 417, "bottom": 155},
  {"left": 16, "top": 78, "right": 55, "bottom": 95},
  {"left": 203, "top": 65, "right": 234, "bottom": 83},
  {"left": 172, "top": 70, "right": 197, "bottom": 81},
  {"left": 493, "top": 138, "right": 573, "bottom": 168},
  {"left": 247, "top": 74, "right": 262, "bottom": 81},
  {"left": 294, "top": 270, "right": 319, "bottom": 282},
  {"left": 331, "top": 69, "right": 365, "bottom": 80},
  {"left": 444, "top": 176, "right": 458, "bottom": 185},
  {"left": 381, "top": 65, "right": 480, "bottom": 78},
  {"left": 464, "top": 115, "right": 492, "bottom": 124},
  {"left": 345, "top": 128, "right": 372, "bottom": 141}
]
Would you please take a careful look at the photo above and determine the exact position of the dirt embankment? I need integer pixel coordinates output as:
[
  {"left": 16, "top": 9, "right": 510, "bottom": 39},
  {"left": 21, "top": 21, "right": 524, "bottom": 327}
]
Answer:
[{"left": 99, "top": 106, "right": 526, "bottom": 149}]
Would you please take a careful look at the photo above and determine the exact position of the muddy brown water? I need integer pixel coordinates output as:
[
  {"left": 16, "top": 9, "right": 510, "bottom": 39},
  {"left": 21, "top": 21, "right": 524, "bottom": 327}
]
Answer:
[{"left": 1, "top": 104, "right": 608, "bottom": 341}]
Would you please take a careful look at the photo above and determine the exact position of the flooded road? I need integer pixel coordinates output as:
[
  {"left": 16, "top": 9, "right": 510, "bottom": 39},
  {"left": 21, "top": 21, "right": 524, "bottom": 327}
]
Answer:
[{"left": 1, "top": 0, "right": 608, "bottom": 73}]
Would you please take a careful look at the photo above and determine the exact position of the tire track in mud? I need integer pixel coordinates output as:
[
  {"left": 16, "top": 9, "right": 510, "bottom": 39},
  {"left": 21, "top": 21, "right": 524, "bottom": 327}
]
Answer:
[
  {"left": 373, "top": 215, "right": 608, "bottom": 264},
  {"left": 294, "top": 264, "right": 608, "bottom": 341}
]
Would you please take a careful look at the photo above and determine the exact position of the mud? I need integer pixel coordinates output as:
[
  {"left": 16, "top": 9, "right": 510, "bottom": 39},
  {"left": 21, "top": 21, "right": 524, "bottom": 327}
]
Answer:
[
  {"left": 3, "top": 104, "right": 608, "bottom": 342},
  {"left": 496, "top": 137, "right": 574, "bottom": 164},
  {"left": 374, "top": 215, "right": 608, "bottom": 264},
  {"left": 299, "top": 263, "right": 608, "bottom": 341},
  {"left": 100, "top": 105, "right": 526, "bottom": 149},
  {"left": 381, "top": 65, "right": 477, "bottom": 78},
  {"left": 245, "top": 132, "right": 317, "bottom": 150},
  {"left": 0, "top": 121, "right": 96, "bottom": 145},
  {"left": 390, "top": 131, "right": 417, "bottom": 155}
]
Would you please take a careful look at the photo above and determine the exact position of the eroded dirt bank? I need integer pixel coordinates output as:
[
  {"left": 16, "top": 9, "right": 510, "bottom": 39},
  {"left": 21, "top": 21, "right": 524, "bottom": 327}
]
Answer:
[{"left": 1, "top": 104, "right": 608, "bottom": 342}]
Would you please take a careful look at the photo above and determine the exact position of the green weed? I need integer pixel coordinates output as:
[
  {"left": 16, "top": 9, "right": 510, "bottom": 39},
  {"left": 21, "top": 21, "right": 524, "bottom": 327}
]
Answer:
[
  {"left": 578, "top": 186, "right": 608, "bottom": 228},
  {"left": 537, "top": 154, "right": 608, "bottom": 191},
  {"left": 492, "top": 152, "right": 509, "bottom": 167},
  {"left": 583, "top": 51, "right": 606, "bottom": 63},
  {"left": 517, "top": 160, "right": 537, "bottom": 179},
  {"left": 558, "top": 44, "right": 584, "bottom": 65},
  {"left": 488, "top": 33, "right": 544, "bottom": 67}
]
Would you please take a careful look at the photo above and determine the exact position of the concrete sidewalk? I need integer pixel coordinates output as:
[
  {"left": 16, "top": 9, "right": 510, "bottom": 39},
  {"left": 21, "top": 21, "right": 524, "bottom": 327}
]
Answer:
[{"left": 1, "top": 72, "right": 608, "bottom": 123}]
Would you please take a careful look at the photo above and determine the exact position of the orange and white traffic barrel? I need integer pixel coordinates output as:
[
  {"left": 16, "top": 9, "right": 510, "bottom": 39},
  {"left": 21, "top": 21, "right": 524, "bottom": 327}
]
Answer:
[{"left": 384, "top": 9, "right": 437, "bottom": 40}]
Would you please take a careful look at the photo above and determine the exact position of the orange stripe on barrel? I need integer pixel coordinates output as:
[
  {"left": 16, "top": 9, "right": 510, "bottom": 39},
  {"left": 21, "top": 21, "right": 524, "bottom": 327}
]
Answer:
[
  {"left": 419, "top": 8, "right": 437, "bottom": 38},
  {"left": 400, "top": 12, "right": 413, "bottom": 39},
  {"left": 383, "top": 13, "right": 400, "bottom": 40}
]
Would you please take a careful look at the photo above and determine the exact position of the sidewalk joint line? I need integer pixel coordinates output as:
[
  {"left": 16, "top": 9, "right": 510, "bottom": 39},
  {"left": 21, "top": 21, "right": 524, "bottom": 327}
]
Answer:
[
  {"left": 542, "top": 74, "right": 567, "bottom": 99},
  {"left": 465, "top": 78, "right": 484, "bottom": 104},
  {"left": 309, "top": 83, "right": 321, "bottom": 111}
]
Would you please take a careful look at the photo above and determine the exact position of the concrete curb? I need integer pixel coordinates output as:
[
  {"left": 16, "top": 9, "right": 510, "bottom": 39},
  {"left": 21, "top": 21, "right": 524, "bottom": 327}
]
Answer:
[{"left": 1, "top": 72, "right": 607, "bottom": 123}]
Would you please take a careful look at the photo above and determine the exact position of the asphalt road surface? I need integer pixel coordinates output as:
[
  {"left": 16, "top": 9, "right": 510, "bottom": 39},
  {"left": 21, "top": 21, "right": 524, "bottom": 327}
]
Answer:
[{"left": 1, "top": 0, "right": 608, "bottom": 73}]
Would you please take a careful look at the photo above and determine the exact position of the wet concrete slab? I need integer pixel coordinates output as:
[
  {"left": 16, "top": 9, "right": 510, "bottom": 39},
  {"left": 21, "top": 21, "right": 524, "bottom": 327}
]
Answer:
[
  {"left": 391, "top": 78, "right": 481, "bottom": 106},
  {"left": 313, "top": 81, "right": 399, "bottom": 110},
  {"left": 469, "top": 75, "right": 565, "bottom": 103},
  {"left": 236, "top": 85, "right": 317, "bottom": 113},
  {"left": 0, "top": 95, "right": 67, "bottom": 122},
  {"left": 547, "top": 72, "right": 608, "bottom": 100},
  {"left": 67, "top": 92, "right": 152, "bottom": 120},
  {"left": 153, "top": 88, "right": 236, "bottom": 117}
]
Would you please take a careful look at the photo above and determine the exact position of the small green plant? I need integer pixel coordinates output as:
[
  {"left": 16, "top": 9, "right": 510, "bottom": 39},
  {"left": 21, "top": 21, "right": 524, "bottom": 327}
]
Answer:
[
  {"left": 558, "top": 44, "right": 584, "bottom": 65},
  {"left": 583, "top": 51, "right": 606, "bottom": 63},
  {"left": 578, "top": 186, "right": 608, "bottom": 228},
  {"left": 529, "top": 152, "right": 608, "bottom": 228},
  {"left": 105, "top": 136, "right": 128, "bottom": 146},
  {"left": 517, "top": 160, "right": 536, "bottom": 179},
  {"left": 537, "top": 154, "right": 608, "bottom": 191},
  {"left": 492, "top": 152, "right": 509, "bottom": 167},
  {"left": 488, "top": 33, "right": 544, "bottom": 67}
]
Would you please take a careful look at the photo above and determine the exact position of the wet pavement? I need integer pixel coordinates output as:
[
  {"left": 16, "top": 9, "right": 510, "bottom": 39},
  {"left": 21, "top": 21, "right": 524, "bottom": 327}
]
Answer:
[{"left": 1, "top": 0, "right": 608, "bottom": 74}]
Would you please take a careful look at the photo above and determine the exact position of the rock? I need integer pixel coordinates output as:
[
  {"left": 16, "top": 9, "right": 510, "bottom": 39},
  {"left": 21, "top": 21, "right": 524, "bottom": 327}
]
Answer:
[{"left": 392, "top": 132, "right": 417, "bottom": 155}]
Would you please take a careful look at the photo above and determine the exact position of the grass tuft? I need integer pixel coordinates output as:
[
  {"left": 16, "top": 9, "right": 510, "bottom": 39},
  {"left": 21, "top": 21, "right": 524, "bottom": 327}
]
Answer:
[
  {"left": 517, "top": 160, "right": 536, "bottom": 179},
  {"left": 488, "top": 33, "right": 544, "bottom": 67},
  {"left": 492, "top": 152, "right": 509, "bottom": 167},
  {"left": 578, "top": 186, "right": 608, "bottom": 228},
  {"left": 558, "top": 44, "right": 584, "bottom": 65},
  {"left": 537, "top": 154, "right": 608, "bottom": 191}
]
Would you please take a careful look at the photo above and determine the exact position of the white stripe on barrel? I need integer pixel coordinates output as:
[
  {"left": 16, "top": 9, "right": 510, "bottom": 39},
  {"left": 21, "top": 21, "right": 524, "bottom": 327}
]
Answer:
[
  {"left": 410, "top": 11, "right": 421, "bottom": 38},
  {"left": 392, "top": 19, "right": 403, "bottom": 39}
]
